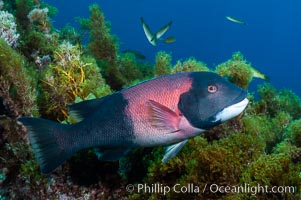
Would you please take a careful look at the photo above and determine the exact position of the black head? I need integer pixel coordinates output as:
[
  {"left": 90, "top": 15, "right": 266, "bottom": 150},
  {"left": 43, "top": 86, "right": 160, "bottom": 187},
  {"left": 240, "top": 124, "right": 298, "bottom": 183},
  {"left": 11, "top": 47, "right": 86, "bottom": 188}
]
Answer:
[{"left": 178, "top": 72, "right": 248, "bottom": 129}]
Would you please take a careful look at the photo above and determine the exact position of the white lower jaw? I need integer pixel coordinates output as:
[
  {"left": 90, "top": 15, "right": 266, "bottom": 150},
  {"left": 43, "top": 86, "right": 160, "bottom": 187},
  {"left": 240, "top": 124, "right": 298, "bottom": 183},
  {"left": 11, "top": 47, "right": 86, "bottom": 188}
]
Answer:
[{"left": 213, "top": 98, "right": 249, "bottom": 122}]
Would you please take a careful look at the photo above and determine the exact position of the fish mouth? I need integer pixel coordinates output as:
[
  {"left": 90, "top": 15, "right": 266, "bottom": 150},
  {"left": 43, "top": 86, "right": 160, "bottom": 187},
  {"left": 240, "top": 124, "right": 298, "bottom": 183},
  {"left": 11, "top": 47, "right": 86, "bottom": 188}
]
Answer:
[
  {"left": 229, "top": 90, "right": 248, "bottom": 106},
  {"left": 213, "top": 97, "right": 249, "bottom": 123}
]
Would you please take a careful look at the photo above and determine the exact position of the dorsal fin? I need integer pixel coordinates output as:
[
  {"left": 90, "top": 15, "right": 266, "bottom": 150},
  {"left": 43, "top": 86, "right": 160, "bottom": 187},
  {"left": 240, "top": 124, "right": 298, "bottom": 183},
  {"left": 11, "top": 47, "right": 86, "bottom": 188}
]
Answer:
[{"left": 68, "top": 97, "right": 105, "bottom": 122}]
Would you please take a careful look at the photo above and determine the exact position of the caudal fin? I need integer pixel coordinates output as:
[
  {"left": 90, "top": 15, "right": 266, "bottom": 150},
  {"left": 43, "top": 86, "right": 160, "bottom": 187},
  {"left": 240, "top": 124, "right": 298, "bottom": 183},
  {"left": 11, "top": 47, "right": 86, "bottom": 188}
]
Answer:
[{"left": 18, "top": 117, "right": 73, "bottom": 174}]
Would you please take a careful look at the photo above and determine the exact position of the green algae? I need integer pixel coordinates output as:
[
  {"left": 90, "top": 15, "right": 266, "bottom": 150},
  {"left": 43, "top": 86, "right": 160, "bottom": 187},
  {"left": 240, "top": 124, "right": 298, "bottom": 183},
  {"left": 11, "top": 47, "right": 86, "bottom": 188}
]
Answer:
[
  {"left": 0, "top": 39, "right": 38, "bottom": 117},
  {"left": 38, "top": 41, "right": 111, "bottom": 120},
  {"left": 215, "top": 52, "right": 254, "bottom": 89},
  {"left": 171, "top": 57, "right": 209, "bottom": 73},
  {"left": 154, "top": 51, "right": 172, "bottom": 76}
]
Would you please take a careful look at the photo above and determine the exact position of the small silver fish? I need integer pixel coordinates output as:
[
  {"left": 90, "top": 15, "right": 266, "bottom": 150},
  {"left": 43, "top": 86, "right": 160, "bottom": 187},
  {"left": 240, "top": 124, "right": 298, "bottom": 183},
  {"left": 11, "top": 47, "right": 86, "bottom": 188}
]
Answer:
[
  {"left": 226, "top": 16, "right": 247, "bottom": 25},
  {"left": 251, "top": 66, "right": 269, "bottom": 81},
  {"left": 141, "top": 17, "right": 172, "bottom": 46}
]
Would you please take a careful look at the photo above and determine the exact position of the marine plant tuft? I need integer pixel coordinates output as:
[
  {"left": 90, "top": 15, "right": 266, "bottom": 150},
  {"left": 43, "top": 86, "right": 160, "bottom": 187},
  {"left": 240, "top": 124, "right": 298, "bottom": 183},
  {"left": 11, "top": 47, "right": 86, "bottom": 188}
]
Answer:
[
  {"left": 258, "top": 83, "right": 301, "bottom": 119},
  {"left": 39, "top": 41, "right": 111, "bottom": 120},
  {"left": 0, "top": 38, "right": 38, "bottom": 117},
  {"left": 78, "top": 3, "right": 118, "bottom": 63},
  {"left": 286, "top": 119, "right": 301, "bottom": 147},
  {"left": 0, "top": 10, "right": 19, "bottom": 48},
  {"left": 154, "top": 51, "right": 172, "bottom": 76},
  {"left": 171, "top": 57, "right": 209, "bottom": 73},
  {"left": 215, "top": 52, "right": 253, "bottom": 89}
]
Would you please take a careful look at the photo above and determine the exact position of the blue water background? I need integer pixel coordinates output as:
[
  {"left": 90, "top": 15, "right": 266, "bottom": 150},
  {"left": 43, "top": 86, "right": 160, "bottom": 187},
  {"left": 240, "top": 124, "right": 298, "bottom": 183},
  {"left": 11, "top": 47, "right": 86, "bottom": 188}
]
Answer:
[{"left": 46, "top": 0, "right": 301, "bottom": 97}]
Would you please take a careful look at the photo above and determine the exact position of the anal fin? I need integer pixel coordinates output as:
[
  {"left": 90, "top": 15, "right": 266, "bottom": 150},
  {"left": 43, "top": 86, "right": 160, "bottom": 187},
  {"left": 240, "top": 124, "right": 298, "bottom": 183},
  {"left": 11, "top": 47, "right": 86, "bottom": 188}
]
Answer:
[{"left": 94, "top": 147, "right": 132, "bottom": 161}]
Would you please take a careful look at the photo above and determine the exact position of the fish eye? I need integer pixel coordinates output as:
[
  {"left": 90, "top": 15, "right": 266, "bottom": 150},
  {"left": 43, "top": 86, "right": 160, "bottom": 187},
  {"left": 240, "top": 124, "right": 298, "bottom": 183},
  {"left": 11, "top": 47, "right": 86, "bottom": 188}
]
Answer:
[{"left": 208, "top": 85, "right": 217, "bottom": 93}]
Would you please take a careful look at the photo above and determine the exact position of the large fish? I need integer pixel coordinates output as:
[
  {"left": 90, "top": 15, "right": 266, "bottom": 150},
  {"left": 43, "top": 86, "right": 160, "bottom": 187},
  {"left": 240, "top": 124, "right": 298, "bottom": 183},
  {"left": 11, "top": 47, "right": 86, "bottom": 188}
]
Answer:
[{"left": 18, "top": 72, "right": 249, "bottom": 174}]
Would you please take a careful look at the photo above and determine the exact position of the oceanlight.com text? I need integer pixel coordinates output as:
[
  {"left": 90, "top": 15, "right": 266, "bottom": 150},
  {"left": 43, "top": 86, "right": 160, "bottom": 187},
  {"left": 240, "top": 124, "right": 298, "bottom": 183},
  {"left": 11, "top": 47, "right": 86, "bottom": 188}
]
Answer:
[
  {"left": 208, "top": 183, "right": 295, "bottom": 196},
  {"left": 125, "top": 183, "right": 296, "bottom": 196}
]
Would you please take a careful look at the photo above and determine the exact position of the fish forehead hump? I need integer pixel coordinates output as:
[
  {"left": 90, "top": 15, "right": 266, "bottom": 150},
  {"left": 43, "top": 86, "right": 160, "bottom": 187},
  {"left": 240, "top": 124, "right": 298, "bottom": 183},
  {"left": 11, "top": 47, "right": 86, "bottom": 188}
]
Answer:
[{"left": 178, "top": 72, "right": 247, "bottom": 129}]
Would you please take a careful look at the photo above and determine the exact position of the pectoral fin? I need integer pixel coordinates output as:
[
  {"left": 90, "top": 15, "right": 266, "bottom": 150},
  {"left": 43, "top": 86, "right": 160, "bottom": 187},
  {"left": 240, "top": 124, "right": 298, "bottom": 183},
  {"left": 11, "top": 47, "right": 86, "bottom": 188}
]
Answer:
[
  {"left": 147, "top": 100, "right": 180, "bottom": 133},
  {"left": 94, "top": 148, "right": 132, "bottom": 161},
  {"left": 162, "top": 139, "right": 188, "bottom": 163}
]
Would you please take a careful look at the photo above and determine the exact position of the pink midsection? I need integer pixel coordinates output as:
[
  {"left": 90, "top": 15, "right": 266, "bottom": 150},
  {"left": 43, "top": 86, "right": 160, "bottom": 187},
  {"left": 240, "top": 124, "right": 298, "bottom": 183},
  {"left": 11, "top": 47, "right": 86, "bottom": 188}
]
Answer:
[{"left": 122, "top": 73, "right": 193, "bottom": 147}]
